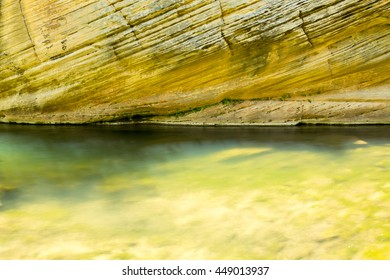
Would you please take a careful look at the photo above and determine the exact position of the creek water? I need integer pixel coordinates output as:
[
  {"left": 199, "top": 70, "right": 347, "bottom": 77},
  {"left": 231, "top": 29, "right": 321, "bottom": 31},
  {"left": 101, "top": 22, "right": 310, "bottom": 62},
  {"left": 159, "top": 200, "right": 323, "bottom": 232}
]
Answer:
[{"left": 0, "top": 124, "right": 389, "bottom": 259}]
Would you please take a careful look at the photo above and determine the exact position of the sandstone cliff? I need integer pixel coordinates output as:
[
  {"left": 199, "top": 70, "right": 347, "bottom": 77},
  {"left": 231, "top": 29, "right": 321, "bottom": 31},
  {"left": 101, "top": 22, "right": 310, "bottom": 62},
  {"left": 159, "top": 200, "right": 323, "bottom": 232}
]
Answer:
[{"left": 0, "top": 0, "right": 389, "bottom": 124}]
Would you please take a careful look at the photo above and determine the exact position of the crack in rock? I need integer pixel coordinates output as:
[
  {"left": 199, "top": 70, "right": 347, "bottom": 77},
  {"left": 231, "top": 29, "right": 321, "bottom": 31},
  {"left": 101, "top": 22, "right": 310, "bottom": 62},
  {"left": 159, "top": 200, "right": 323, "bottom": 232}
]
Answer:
[{"left": 299, "top": 10, "right": 313, "bottom": 47}]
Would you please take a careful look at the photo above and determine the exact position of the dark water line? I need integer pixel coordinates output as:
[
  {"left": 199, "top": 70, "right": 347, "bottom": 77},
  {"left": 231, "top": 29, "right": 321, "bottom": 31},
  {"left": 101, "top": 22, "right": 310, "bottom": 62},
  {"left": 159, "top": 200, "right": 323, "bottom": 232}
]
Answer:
[{"left": 1, "top": 123, "right": 390, "bottom": 143}]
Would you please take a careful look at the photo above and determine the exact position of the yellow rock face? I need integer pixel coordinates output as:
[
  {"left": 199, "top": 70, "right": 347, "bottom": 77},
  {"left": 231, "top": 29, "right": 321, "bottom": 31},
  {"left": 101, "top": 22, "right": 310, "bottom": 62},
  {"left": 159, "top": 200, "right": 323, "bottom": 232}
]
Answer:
[{"left": 0, "top": 0, "right": 389, "bottom": 124}]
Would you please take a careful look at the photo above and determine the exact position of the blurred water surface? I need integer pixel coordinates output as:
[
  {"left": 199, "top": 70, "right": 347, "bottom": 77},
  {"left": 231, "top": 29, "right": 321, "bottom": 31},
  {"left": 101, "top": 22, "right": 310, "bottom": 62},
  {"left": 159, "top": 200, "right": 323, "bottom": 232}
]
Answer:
[{"left": 0, "top": 124, "right": 389, "bottom": 259}]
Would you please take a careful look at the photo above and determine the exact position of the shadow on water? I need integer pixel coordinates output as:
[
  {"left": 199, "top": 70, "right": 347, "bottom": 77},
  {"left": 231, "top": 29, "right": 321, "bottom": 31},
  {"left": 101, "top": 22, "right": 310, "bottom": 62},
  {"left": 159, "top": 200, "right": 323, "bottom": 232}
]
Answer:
[{"left": 1, "top": 123, "right": 390, "bottom": 147}]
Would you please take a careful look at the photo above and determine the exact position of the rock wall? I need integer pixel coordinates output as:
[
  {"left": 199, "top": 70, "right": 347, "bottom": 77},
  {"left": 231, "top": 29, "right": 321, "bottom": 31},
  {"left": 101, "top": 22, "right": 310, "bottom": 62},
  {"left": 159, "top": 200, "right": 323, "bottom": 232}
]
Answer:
[{"left": 0, "top": 0, "right": 389, "bottom": 124}]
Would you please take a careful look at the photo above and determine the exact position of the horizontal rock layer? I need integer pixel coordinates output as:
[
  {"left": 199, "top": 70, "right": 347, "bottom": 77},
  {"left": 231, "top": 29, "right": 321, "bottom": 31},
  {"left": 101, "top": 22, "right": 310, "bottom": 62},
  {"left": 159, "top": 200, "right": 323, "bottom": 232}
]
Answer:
[{"left": 0, "top": 0, "right": 389, "bottom": 124}]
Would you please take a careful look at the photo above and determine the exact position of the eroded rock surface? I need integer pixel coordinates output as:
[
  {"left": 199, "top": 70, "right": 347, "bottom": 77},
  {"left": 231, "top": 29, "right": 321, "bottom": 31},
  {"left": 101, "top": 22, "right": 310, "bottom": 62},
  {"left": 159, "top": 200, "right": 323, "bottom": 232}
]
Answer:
[{"left": 0, "top": 0, "right": 389, "bottom": 124}]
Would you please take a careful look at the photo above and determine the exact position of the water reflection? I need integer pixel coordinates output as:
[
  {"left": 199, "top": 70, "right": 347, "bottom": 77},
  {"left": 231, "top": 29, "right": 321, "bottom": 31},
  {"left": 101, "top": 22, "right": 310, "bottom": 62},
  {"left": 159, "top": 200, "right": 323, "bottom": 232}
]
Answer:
[{"left": 0, "top": 125, "right": 389, "bottom": 259}]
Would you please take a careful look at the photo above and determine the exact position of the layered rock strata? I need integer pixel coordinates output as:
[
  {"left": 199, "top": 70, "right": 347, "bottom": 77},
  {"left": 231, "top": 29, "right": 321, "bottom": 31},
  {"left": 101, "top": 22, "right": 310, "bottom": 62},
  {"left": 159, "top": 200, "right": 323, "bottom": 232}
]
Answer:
[{"left": 0, "top": 0, "right": 389, "bottom": 124}]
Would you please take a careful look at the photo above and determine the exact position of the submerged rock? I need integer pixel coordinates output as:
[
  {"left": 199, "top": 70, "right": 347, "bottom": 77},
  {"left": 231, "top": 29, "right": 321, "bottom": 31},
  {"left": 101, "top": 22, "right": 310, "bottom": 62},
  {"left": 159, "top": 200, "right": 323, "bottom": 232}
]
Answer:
[
  {"left": 354, "top": 140, "right": 368, "bottom": 145},
  {"left": 0, "top": 183, "right": 15, "bottom": 192},
  {"left": 0, "top": 0, "right": 389, "bottom": 124},
  {"left": 0, "top": 183, "right": 16, "bottom": 207}
]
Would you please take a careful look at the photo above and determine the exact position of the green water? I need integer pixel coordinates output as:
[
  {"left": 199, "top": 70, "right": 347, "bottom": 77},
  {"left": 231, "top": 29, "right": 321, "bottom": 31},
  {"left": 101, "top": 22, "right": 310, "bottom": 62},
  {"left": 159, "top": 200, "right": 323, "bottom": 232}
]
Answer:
[{"left": 0, "top": 125, "right": 389, "bottom": 260}]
